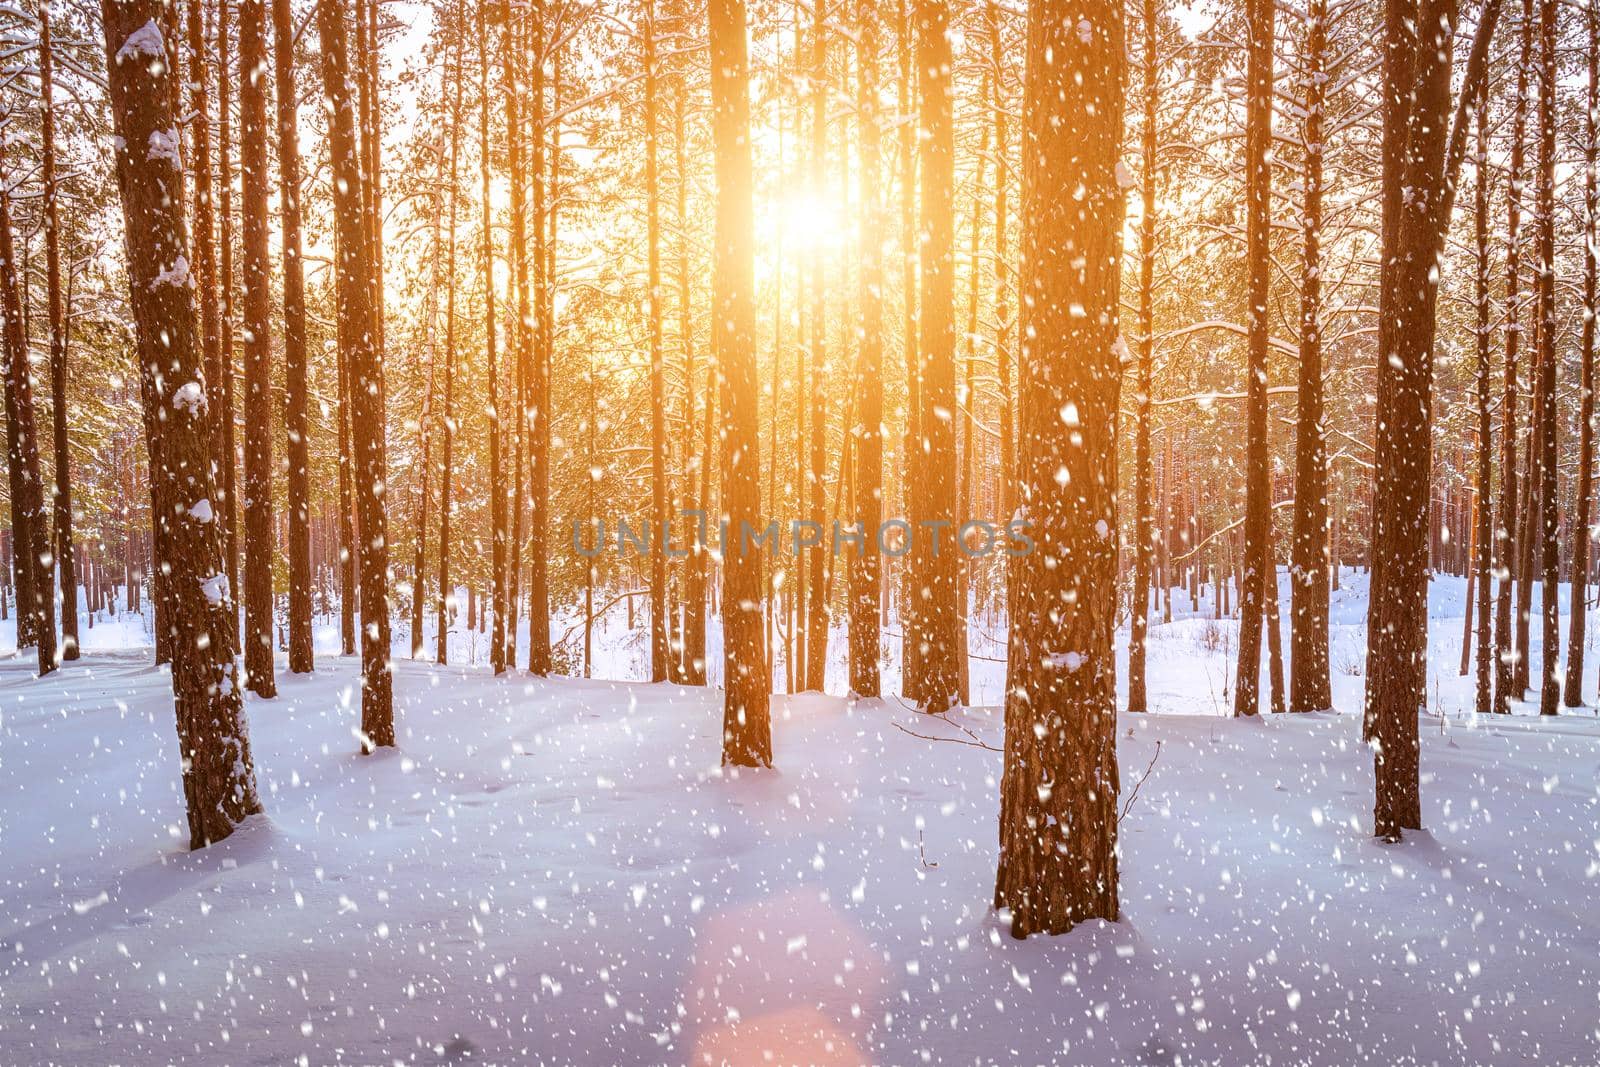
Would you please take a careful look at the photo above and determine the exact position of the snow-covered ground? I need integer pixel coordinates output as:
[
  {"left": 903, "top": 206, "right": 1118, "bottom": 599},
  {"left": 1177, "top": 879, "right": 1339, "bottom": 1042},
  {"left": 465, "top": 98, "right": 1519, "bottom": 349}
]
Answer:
[{"left": 1, "top": 572, "right": 1597, "bottom": 1064}]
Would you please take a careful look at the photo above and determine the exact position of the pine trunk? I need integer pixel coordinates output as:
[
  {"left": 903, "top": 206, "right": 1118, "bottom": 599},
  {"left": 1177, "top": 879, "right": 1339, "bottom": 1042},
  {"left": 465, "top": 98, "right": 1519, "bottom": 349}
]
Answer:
[
  {"left": 240, "top": 0, "right": 276, "bottom": 697},
  {"left": 1289, "top": 0, "right": 1331, "bottom": 711},
  {"left": 41, "top": 10, "right": 78, "bottom": 662},
  {"left": 1567, "top": 0, "right": 1598, "bottom": 708},
  {"left": 275, "top": 0, "right": 313, "bottom": 673},
  {"left": 1234, "top": 0, "right": 1273, "bottom": 717},
  {"left": 318, "top": 0, "right": 393, "bottom": 748},
  {"left": 907, "top": 0, "right": 960, "bottom": 712},
  {"left": 850, "top": 0, "right": 883, "bottom": 699},
  {"left": 1534, "top": 0, "right": 1559, "bottom": 715},
  {"left": 995, "top": 0, "right": 1123, "bottom": 937},
  {"left": 710, "top": 0, "right": 772, "bottom": 767},
  {"left": 0, "top": 130, "right": 56, "bottom": 675},
  {"left": 1128, "top": 0, "right": 1158, "bottom": 714},
  {"left": 102, "top": 3, "right": 261, "bottom": 846}
]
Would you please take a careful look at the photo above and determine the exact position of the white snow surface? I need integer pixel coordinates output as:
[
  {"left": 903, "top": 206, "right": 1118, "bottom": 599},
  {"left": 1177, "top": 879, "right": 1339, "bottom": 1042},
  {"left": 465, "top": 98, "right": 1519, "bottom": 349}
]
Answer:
[{"left": 0, "top": 571, "right": 1597, "bottom": 1064}]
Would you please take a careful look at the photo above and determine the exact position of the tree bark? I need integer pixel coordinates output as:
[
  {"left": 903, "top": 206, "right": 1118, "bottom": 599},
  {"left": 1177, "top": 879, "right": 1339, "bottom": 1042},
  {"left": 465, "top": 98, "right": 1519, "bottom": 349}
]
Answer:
[
  {"left": 437, "top": 18, "right": 463, "bottom": 667},
  {"left": 907, "top": 0, "right": 960, "bottom": 712},
  {"left": 995, "top": 0, "right": 1123, "bottom": 937},
  {"left": 709, "top": 0, "right": 771, "bottom": 767},
  {"left": 40, "top": 8, "right": 78, "bottom": 662},
  {"left": 1234, "top": 0, "right": 1273, "bottom": 717},
  {"left": 675, "top": 70, "right": 707, "bottom": 686},
  {"left": 1533, "top": 0, "right": 1559, "bottom": 716},
  {"left": 482, "top": 0, "right": 506, "bottom": 676},
  {"left": 1473, "top": 73, "right": 1494, "bottom": 713},
  {"left": 527, "top": 0, "right": 552, "bottom": 677},
  {"left": 101, "top": 3, "right": 261, "bottom": 845},
  {"left": 850, "top": 0, "right": 883, "bottom": 699},
  {"left": 318, "top": 0, "right": 393, "bottom": 748},
  {"left": 805, "top": 0, "right": 829, "bottom": 693},
  {"left": 1290, "top": 0, "right": 1332, "bottom": 711},
  {"left": 646, "top": 3, "right": 668, "bottom": 683},
  {"left": 240, "top": 0, "right": 276, "bottom": 697},
  {"left": 1366, "top": 0, "right": 1501, "bottom": 841},
  {"left": 275, "top": 0, "right": 312, "bottom": 673},
  {"left": 1493, "top": 0, "right": 1531, "bottom": 714},
  {"left": 1129, "top": 0, "right": 1158, "bottom": 714},
  {"left": 1567, "top": 0, "right": 1598, "bottom": 708},
  {"left": 0, "top": 128, "right": 56, "bottom": 675},
  {"left": 217, "top": 0, "right": 239, "bottom": 627}
]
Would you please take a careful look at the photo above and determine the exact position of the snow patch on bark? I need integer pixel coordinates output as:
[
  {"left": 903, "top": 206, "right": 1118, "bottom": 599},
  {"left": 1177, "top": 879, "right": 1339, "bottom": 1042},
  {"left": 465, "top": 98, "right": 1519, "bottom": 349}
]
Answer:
[
  {"left": 147, "top": 128, "right": 181, "bottom": 167},
  {"left": 115, "top": 20, "right": 165, "bottom": 64},
  {"left": 172, "top": 381, "right": 207, "bottom": 416},
  {"left": 189, "top": 498, "right": 214, "bottom": 523},
  {"left": 150, "top": 255, "right": 192, "bottom": 291},
  {"left": 1048, "top": 650, "right": 1086, "bottom": 672},
  {"left": 200, "top": 573, "right": 229, "bottom": 607}
]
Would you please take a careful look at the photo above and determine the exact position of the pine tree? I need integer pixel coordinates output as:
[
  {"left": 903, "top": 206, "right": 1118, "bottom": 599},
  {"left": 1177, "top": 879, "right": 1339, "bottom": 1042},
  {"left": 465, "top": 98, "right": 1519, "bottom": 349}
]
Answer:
[
  {"left": 276, "top": 0, "right": 313, "bottom": 674},
  {"left": 1234, "top": 0, "right": 1274, "bottom": 718},
  {"left": 40, "top": 8, "right": 79, "bottom": 662},
  {"left": 1567, "top": 0, "right": 1598, "bottom": 708},
  {"left": 0, "top": 125, "right": 57, "bottom": 676},
  {"left": 240, "top": 0, "right": 276, "bottom": 698},
  {"left": 995, "top": 0, "right": 1124, "bottom": 938},
  {"left": 850, "top": 0, "right": 884, "bottom": 699},
  {"left": 1289, "top": 0, "right": 1332, "bottom": 712},
  {"left": 101, "top": 1, "right": 261, "bottom": 845},
  {"left": 906, "top": 0, "right": 960, "bottom": 712},
  {"left": 1533, "top": 0, "right": 1559, "bottom": 716},
  {"left": 318, "top": 0, "right": 393, "bottom": 748},
  {"left": 709, "top": 0, "right": 771, "bottom": 767},
  {"left": 1128, "top": 0, "right": 1159, "bottom": 714},
  {"left": 1366, "top": 0, "right": 1501, "bottom": 840}
]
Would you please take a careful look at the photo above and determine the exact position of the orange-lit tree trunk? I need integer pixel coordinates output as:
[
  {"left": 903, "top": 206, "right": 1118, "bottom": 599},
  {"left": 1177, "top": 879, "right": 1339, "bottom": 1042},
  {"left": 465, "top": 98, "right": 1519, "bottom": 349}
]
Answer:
[
  {"left": 318, "top": 0, "right": 393, "bottom": 748},
  {"left": 646, "top": 4, "right": 668, "bottom": 682},
  {"left": 1366, "top": 0, "right": 1501, "bottom": 840},
  {"left": 527, "top": 0, "right": 552, "bottom": 677},
  {"left": 804, "top": 0, "right": 828, "bottom": 692},
  {"left": 1533, "top": 0, "right": 1558, "bottom": 716},
  {"left": 482, "top": 0, "right": 506, "bottom": 675},
  {"left": 907, "top": 0, "right": 960, "bottom": 712},
  {"left": 1567, "top": 0, "right": 1598, "bottom": 707},
  {"left": 675, "top": 69, "right": 707, "bottom": 686},
  {"left": 849, "top": 0, "right": 883, "bottom": 698},
  {"left": 437, "top": 19, "right": 463, "bottom": 667},
  {"left": 896, "top": 0, "right": 920, "bottom": 696},
  {"left": 989, "top": 2, "right": 1012, "bottom": 532},
  {"left": 710, "top": 0, "right": 771, "bottom": 766},
  {"left": 240, "top": 0, "right": 276, "bottom": 697},
  {"left": 995, "top": 0, "right": 1123, "bottom": 937},
  {"left": 1234, "top": 0, "right": 1273, "bottom": 717},
  {"left": 1473, "top": 74, "right": 1494, "bottom": 713},
  {"left": 101, "top": 3, "right": 261, "bottom": 845},
  {"left": 275, "top": 0, "right": 312, "bottom": 673},
  {"left": 0, "top": 133, "right": 55, "bottom": 674},
  {"left": 1289, "top": 0, "right": 1332, "bottom": 711},
  {"left": 1128, "top": 0, "right": 1158, "bottom": 713},
  {"left": 217, "top": 0, "right": 239, "bottom": 624},
  {"left": 40, "top": 9, "right": 78, "bottom": 662},
  {"left": 1492, "top": 0, "right": 1531, "bottom": 714}
]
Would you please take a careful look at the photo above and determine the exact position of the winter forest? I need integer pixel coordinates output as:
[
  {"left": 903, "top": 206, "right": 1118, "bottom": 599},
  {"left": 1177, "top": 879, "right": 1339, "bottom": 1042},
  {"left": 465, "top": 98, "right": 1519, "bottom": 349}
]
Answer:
[{"left": 0, "top": 0, "right": 1597, "bottom": 1060}]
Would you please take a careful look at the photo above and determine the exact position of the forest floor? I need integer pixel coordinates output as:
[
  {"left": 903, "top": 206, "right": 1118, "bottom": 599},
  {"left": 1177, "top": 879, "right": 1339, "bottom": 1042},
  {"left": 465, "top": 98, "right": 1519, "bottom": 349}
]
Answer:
[{"left": 1, "top": 572, "right": 1597, "bottom": 1065}]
